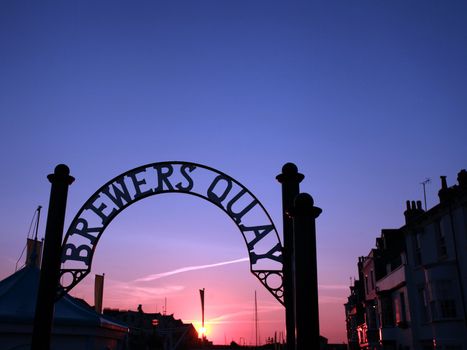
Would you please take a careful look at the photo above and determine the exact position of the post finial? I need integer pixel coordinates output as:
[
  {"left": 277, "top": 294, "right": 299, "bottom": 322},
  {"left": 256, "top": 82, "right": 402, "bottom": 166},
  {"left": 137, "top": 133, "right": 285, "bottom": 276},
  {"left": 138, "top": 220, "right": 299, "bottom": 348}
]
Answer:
[
  {"left": 276, "top": 163, "right": 304, "bottom": 184},
  {"left": 47, "top": 164, "right": 75, "bottom": 184}
]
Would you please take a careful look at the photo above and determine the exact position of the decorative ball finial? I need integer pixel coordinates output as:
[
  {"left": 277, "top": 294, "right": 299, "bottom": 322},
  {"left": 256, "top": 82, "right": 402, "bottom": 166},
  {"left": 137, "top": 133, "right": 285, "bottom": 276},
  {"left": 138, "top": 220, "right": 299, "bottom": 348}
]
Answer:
[
  {"left": 48, "top": 164, "right": 74, "bottom": 184},
  {"left": 293, "top": 193, "right": 322, "bottom": 218},
  {"left": 276, "top": 162, "right": 304, "bottom": 184},
  {"left": 295, "top": 193, "right": 315, "bottom": 209},
  {"left": 282, "top": 162, "right": 298, "bottom": 175},
  {"left": 54, "top": 164, "right": 70, "bottom": 176}
]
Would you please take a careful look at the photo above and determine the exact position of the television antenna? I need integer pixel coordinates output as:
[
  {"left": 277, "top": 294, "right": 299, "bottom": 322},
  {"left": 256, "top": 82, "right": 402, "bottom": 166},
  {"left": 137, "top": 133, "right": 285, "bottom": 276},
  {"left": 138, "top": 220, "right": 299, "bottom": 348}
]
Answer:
[{"left": 420, "top": 178, "right": 431, "bottom": 210}]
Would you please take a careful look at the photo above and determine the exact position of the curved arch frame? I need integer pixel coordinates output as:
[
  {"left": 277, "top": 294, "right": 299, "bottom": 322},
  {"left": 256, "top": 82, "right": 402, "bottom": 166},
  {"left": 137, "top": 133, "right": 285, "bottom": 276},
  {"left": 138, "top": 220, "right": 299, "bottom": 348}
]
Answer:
[{"left": 60, "top": 161, "right": 284, "bottom": 304}]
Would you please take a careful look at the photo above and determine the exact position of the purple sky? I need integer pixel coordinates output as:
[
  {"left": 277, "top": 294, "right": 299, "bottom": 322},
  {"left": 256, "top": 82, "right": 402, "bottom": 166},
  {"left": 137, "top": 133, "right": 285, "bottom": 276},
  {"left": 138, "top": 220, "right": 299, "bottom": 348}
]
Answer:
[{"left": 1, "top": 0, "right": 466, "bottom": 344}]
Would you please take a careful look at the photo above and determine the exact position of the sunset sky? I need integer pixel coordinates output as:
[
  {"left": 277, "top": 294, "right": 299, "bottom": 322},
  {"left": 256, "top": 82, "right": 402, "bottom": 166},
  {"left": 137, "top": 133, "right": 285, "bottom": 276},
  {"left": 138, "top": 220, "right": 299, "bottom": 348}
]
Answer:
[{"left": 1, "top": 0, "right": 467, "bottom": 345}]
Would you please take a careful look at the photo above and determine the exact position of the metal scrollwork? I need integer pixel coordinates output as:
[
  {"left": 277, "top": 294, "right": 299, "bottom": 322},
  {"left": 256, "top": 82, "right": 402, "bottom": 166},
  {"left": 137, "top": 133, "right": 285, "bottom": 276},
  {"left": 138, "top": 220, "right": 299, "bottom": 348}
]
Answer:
[{"left": 252, "top": 271, "right": 284, "bottom": 305}]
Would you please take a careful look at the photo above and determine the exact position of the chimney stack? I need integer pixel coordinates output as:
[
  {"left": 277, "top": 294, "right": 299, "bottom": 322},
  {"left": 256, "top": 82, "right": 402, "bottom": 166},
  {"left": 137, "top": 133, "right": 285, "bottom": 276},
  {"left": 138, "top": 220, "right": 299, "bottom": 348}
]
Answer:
[
  {"left": 438, "top": 176, "right": 451, "bottom": 202},
  {"left": 404, "top": 200, "right": 425, "bottom": 224},
  {"left": 457, "top": 169, "right": 467, "bottom": 189},
  {"left": 441, "top": 176, "right": 448, "bottom": 190}
]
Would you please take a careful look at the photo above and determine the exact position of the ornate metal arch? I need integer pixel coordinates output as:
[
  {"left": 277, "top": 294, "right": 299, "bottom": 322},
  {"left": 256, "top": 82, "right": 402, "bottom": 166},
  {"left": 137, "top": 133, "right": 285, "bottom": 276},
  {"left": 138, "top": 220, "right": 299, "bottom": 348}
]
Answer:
[{"left": 60, "top": 161, "right": 284, "bottom": 304}]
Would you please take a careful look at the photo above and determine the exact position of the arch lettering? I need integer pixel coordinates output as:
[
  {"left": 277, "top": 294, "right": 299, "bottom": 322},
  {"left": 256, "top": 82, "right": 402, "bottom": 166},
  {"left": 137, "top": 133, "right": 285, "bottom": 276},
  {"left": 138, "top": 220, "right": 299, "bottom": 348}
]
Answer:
[{"left": 60, "top": 161, "right": 284, "bottom": 304}]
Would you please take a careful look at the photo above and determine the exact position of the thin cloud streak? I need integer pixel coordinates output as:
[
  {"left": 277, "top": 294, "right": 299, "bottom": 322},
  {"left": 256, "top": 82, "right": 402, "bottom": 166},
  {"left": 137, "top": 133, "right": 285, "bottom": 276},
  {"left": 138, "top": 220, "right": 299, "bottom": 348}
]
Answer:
[{"left": 134, "top": 257, "right": 250, "bottom": 282}]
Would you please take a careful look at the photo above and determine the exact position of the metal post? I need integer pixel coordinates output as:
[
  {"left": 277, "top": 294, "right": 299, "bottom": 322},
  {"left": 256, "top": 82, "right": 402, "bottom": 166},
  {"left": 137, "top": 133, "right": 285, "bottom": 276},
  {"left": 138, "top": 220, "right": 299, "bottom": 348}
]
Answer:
[
  {"left": 292, "top": 193, "right": 322, "bottom": 350},
  {"left": 31, "top": 164, "right": 74, "bottom": 350},
  {"left": 276, "top": 163, "right": 304, "bottom": 350},
  {"left": 200, "top": 288, "right": 205, "bottom": 342}
]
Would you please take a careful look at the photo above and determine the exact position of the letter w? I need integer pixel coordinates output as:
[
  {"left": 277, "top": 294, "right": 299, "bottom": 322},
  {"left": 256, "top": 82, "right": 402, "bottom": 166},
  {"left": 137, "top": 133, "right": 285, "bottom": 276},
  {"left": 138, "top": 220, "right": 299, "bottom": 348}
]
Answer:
[{"left": 101, "top": 178, "right": 133, "bottom": 209}]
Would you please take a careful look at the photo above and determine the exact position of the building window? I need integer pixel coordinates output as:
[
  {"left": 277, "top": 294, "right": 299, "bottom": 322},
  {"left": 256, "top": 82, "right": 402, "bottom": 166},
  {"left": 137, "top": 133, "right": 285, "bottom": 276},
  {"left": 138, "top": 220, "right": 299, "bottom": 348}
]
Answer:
[
  {"left": 427, "top": 280, "right": 458, "bottom": 321},
  {"left": 370, "top": 270, "right": 375, "bottom": 290},
  {"left": 380, "top": 295, "right": 394, "bottom": 327},
  {"left": 394, "top": 295, "right": 401, "bottom": 324},
  {"left": 435, "top": 220, "right": 448, "bottom": 259},
  {"left": 366, "top": 301, "right": 377, "bottom": 329},
  {"left": 414, "top": 231, "right": 423, "bottom": 265},
  {"left": 439, "top": 299, "right": 457, "bottom": 318},
  {"left": 357, "top": 325, "right": 367, "bottom": 345},
  {"left": 365, "top": 275, "right": 369, "bottom": 294},
  {"left": 436, "top": 280, "right": 457, "bottom": 319},
  {"left": 394, "top": 292, "right": 407, "bottom": 327},
  {"left": 399, "top": 292, "right": 407, "bottom": 323},
  {"left": 430, "top": 300, "right": 438, "bottom": 320},
  {"left": 417, "top": 286, "right": 428, "bottom": 323}
]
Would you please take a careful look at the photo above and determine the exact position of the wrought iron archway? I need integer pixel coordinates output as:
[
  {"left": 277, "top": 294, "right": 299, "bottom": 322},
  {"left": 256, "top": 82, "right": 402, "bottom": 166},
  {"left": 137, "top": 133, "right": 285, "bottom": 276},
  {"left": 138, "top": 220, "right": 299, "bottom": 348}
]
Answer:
[{"left": 60, "top": 161, "right": 284, "bottom": 304}]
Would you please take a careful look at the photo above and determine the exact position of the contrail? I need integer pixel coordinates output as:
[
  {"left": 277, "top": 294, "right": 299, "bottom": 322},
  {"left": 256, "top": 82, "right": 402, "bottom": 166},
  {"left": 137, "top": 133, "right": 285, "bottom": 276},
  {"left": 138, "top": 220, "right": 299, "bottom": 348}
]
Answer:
[{"left": 134, "top": 257, "right": 249, "bottom": 282}]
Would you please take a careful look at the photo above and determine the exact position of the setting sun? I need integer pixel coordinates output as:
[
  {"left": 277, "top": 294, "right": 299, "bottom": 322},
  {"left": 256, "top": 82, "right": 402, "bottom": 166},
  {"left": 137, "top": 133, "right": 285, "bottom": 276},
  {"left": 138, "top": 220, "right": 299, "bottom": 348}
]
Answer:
[{"left": 195, "top": 322, "right": 211, "bottom": 339}]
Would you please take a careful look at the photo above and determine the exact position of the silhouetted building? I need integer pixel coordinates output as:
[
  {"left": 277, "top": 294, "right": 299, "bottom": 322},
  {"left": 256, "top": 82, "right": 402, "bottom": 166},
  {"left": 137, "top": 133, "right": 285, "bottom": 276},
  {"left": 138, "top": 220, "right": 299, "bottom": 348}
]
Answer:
[
  {"left": 320, "top": 335, "right": 347, "bottom": 350},
  {"left": 360, "top": 249, "right": 379, "bottom": 350},
  {"left": 0, "top": 239, "right": 128, "bottom": 350},
  {"left": 346, "top": 169, "right": 467, "bottom": 350},
  {"left": 103, "top": 305, "right": 200, "bottom": 350},
  {"left": 344, "top": 258, "right": 366, "bottom": 350}
]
